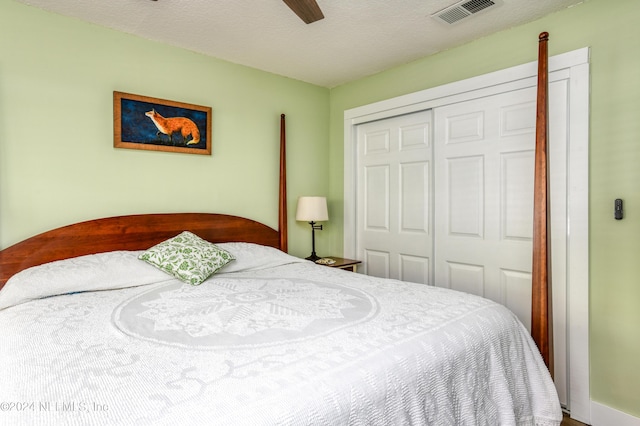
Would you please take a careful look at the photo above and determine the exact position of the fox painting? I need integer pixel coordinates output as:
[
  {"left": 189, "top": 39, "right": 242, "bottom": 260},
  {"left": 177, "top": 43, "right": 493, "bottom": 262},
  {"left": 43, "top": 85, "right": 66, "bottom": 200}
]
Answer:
[{"left": 145, "top": 109, "right": 201, "bottom": 146}]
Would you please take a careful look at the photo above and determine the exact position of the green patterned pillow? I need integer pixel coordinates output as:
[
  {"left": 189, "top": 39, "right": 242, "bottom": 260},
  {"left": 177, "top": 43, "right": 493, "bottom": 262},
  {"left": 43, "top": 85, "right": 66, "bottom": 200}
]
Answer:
[{"left": 138, "top": 231, "right": 235, "bottom": 285}]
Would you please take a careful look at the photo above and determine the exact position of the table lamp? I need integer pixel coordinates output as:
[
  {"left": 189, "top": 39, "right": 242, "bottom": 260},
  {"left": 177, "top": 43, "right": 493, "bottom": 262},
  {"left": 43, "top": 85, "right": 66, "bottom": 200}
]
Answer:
[{"left": 295, "top": 196, "right": 328, "bottom": 261}]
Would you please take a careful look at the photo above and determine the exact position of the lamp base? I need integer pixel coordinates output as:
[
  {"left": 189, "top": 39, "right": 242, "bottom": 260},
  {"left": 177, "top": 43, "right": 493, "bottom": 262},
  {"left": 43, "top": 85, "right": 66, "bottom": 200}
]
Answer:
[{"left": 305, "top": 253, "right": 321, "bottom": 262}]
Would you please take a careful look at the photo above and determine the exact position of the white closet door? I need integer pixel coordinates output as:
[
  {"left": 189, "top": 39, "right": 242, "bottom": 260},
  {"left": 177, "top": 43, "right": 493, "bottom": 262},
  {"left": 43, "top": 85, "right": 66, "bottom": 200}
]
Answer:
[
  {"left": 433, "top": 82, "right": 569, "bottom": 404},
  {"left": 356, "top": 111, "right": 432, "bottom": 284}
]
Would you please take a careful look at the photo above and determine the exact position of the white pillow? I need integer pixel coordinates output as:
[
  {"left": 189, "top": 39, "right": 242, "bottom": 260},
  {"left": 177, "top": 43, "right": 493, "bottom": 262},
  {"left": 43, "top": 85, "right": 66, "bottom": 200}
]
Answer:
[
  {"left": 0, "top": 251, "right": 172, "bottom": 311},
  {"left": 216, "top": 242, "right": 305, "bottom": 273}
]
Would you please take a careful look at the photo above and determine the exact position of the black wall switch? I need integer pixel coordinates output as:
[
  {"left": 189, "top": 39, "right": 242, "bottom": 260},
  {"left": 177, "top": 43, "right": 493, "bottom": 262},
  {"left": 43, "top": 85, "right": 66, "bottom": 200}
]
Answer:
[{"left": 615, "top": 199, "right": 623, "bottom": 220}]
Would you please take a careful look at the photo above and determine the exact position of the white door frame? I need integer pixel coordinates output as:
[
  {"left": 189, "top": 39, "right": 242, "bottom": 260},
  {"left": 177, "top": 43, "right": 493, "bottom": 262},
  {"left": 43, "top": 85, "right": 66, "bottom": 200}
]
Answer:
[{"left": 343, "top": 47, "right": 590, "bottom": 423}]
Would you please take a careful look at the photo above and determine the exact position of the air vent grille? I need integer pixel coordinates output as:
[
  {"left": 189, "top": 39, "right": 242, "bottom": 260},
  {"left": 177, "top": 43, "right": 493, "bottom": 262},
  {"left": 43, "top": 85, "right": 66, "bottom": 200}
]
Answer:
[
  {"left": 463, "top": 0, "right": 495, "bottom": 14},
  {"left": 437, "top": 7, "right": 471, "bottom": 24},
  {"left": 432, "top": 0, "right": 502, "bottom": 25}
]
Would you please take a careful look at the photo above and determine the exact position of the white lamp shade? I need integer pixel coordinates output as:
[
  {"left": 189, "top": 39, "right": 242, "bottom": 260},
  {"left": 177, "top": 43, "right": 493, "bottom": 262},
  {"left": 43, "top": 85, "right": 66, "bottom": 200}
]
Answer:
[{"left": 296, "top": 196, "right": 329, "bottom": 222}]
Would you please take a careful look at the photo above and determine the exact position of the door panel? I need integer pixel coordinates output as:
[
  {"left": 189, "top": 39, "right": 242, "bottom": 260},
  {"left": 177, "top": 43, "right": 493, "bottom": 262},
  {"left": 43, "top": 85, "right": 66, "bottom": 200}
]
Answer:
[
  {"left": 356, "top": 111, "right": 432, "bottom": 284},
  {"left": 434, "top": 88, "right": 537, "bottom": 305},
  {"left": 433, "top": 81, "right": 569, "bottom": 404},
  {"left": 364, "top": 165, "right": 389, "bottom": 230},
  {"left": 448, "top": 155, "right": 484, "bottom": 237}
]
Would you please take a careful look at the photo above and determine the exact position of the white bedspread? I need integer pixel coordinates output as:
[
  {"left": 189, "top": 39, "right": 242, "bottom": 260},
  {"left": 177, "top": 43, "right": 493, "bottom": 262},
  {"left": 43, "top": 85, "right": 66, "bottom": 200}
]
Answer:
[{"left": 0, "top": 246, "right": 561, "bottom": 425}]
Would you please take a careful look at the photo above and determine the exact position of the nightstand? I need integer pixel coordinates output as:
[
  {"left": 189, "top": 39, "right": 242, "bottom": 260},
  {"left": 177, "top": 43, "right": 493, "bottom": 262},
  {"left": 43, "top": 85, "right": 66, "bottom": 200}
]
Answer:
[{"left": 316, "top": 257, "right": 362, "bottom": 272}]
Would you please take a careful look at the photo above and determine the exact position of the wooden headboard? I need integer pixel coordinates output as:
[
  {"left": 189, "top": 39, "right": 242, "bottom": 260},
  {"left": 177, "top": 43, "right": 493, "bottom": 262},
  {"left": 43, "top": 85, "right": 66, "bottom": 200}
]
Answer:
[{"left": 0, "top": 115, "right": 288, "bottom": 289}]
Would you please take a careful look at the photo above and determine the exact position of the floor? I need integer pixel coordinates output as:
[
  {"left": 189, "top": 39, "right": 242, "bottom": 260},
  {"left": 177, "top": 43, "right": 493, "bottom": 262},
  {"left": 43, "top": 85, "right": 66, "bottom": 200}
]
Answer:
[{"left": 562, "top": 412, "right": 589, "bottom": 426}]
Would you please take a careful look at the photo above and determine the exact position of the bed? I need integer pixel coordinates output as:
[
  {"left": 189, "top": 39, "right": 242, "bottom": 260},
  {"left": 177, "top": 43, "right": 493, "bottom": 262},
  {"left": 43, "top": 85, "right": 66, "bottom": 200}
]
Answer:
[{"left": 0, "top": 38, "right": 561, "bottom": 425}]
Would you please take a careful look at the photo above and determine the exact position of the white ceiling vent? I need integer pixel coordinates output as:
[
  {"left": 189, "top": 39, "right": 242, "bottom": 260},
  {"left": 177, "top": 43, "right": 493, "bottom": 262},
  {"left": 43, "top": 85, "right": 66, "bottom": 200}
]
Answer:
[{"left": 432, "top": 0, "right": 503, "bottom": 25}]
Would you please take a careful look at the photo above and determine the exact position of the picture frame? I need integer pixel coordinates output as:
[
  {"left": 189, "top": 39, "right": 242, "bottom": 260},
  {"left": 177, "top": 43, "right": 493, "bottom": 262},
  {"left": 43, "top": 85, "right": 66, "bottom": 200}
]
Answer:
[{"left": 114, "top": 91, "right": 212, "bottom": 155}]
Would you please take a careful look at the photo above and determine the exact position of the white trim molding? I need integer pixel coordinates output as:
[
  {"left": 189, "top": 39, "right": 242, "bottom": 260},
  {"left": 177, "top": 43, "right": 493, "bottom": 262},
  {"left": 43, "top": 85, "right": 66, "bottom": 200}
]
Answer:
[
  {"left": 344, "top": 47, "right": 590, "bottom": 423},
  {"left": 591, "top": 401, "right": 640, "bottom": 426}
]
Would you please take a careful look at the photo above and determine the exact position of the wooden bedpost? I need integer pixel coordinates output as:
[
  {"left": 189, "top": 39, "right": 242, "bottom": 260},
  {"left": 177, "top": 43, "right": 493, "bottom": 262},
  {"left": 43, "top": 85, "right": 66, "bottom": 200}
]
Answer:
[
  {"left": 279, "top": 114, "right": 288, "bottom": 252},
  {"left": 531, "top": 32, "right": 553, "bottom": 373}
]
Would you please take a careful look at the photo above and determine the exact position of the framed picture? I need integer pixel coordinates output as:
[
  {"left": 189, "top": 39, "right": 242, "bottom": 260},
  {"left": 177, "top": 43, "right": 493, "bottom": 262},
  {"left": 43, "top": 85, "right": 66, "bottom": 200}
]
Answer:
[{"left": 114, "top": 91, "right": 212, "bottom": 155}]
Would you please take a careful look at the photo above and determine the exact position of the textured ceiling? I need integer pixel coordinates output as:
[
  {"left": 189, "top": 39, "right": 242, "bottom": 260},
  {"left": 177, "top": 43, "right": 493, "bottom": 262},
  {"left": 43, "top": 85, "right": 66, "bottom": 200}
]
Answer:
[{"left": 16, "top": 0, "right": 584, "bottom": 88}]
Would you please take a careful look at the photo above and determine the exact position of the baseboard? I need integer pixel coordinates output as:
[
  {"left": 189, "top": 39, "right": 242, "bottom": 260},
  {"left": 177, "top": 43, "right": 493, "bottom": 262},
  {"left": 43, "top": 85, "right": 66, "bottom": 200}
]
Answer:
[{"left": 591, "top": 401, "right": 640, "bottom": 426}]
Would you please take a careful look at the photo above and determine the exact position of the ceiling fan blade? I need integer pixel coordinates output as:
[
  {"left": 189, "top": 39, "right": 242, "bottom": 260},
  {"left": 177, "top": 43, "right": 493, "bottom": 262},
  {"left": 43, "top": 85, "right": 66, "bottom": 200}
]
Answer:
[{"left": 282, "top": 0, "right": 324, "bottom": 24}]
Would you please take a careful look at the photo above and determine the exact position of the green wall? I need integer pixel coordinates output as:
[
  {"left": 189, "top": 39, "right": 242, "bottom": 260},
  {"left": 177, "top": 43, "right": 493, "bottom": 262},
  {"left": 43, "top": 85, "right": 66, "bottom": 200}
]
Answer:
[
  {"left": 329, "top": 0, "right": 640, "bottom": 418},
  {"left": 0, "top": 0, "right": 329, "bottom": 259},
  {"left": 2, "top": 0, "right": 640, "bottom": 420}
]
